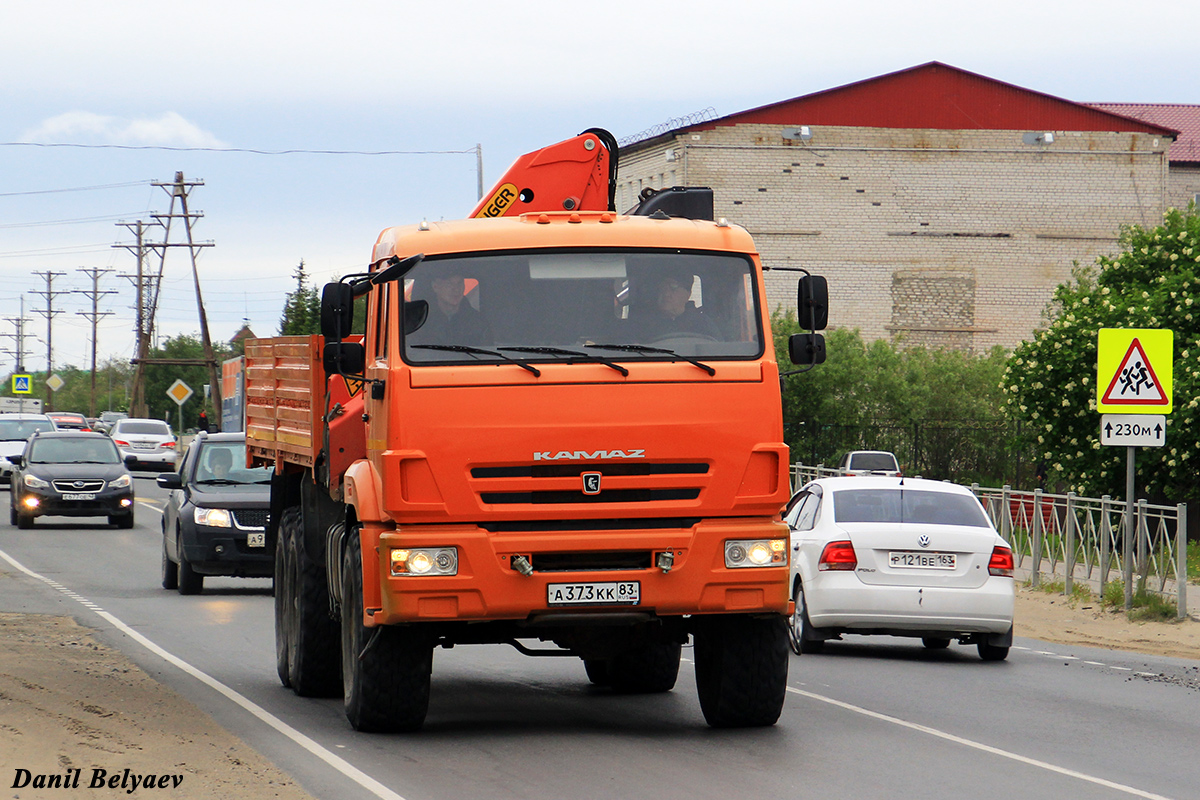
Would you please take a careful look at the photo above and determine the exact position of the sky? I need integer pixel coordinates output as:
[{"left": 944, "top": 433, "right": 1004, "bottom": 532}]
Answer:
[{"left": 3, "top": 0, "right": 1199, "bottom": 382}]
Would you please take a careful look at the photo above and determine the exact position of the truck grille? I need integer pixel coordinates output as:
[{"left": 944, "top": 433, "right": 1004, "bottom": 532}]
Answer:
[
  {"left": 473, "top": 461, "right": 707, "bottom": 507},
  {"left": 481, "top": 488, "right": 699, "bottom": 505},
  {"left": 530, "top": 551, "right": 651, "bottom": 572}
]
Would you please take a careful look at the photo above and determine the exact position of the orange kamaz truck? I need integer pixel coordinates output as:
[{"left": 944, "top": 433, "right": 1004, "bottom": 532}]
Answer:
[{"left": 247, "top": 128, "right": 828, "bottom": 731}]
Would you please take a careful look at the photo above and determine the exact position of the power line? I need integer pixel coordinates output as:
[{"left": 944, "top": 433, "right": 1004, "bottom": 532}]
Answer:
[
  {"left": 0, "top": 213, "right": 149, "bottom": 230},
  {"left": 1, "top": 142, "right": 477, "bottom": 156},
  {"left": 0, "top": 180, "right": 152, "bottom": 198}
]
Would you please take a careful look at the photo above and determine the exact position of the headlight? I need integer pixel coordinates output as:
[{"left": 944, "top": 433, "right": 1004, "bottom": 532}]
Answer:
[
  {"left": 194, "top": 507, "right": 232, "bottom": 527},
  {"left": 22, "top": 473, "right": 50, "bottom": 489},
  {"left": 390, "top": 547, "right": 457, "bottom": 576},
  {"left": 724, "top": 538, "right": 787, "bottom": 568},
  {"left": 108, "top": 474, "right": 132, "bottom": 489}
]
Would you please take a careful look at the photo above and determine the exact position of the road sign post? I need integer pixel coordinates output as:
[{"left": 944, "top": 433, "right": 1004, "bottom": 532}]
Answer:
[
  {"left": 1097, "top": 328, "right": 1174, "bottom": 611},
  {"left": 167, "top": 379, "right": 193, "bottom": 437}
]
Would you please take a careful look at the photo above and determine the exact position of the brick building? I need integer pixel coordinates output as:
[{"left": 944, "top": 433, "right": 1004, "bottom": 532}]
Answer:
[{"left": 618, "top": 63, "right": 1189, "bottom": 352}]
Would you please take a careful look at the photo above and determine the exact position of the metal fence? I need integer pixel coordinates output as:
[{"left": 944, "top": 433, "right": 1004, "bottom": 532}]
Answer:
[{"left": 790, "top": 464, "right": 1189, "bottom": 619}]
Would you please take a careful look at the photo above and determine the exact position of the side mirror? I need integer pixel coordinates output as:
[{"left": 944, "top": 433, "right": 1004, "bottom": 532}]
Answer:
[
  {"left": 789, "top": 333, "right": 826, "bottom": 366},
  {"left": 156, "top": 472, "right": 183, "bottom": 490},
  {"left": 320, "top": 282, "right": 355, "bottom": 342},
  {"left": 323, "top": 341, "right": 366, "bottom": 375},
  {"left": 9, "top": 455, "right": 22, "bottom": 469},
  {"left": 404, "top": 300, "right": 429, "bottom": 335},
  {"left": 797, "top": 275, "right": 828, "bottom": 331},
  {"left": 123, "top": 454, "right": 138, "bottom": 468}
]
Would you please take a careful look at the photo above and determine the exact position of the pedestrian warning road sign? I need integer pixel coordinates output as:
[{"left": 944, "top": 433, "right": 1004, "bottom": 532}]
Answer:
[
  {"left": 1097, "top": 328, "right": 1173, "bottom": 414},
  {"left": 11, "top": 375, "right": 31, "bottom": 394}
]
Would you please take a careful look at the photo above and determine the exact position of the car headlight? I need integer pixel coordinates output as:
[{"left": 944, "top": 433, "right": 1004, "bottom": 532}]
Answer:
[
  {"left": 108, "top": 474, "right": 133, "bottom": 489},
  {"left": 194, "top": 507, "right": 232, "bottom": 527},
  {"left": 724, "top": 538, "right": 788, "bottom": 568},
  {"left": 22, "top": 473, "right": 50, "bottom": 490},
  {"left": 390, "top": 547, "right": 457, "bottom": 576}
]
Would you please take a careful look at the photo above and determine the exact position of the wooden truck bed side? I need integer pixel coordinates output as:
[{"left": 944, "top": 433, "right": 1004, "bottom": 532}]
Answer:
[{"left": 244, "top": 335, "right": 324, "bottom": 470}]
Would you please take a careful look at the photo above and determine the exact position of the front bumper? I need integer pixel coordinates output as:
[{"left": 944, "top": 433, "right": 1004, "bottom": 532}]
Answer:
[
  {"left": 806, "top": 571, "right": 1014, "bottom": 635},
  {"left": 365, "top": 518, "right": 791, "bottom": 626},
  {"left": 14, "top": 486, "right": 135, "bottom": 518},
  {"left": 179, "top": 521, "right": 273, "bottom": 577}
]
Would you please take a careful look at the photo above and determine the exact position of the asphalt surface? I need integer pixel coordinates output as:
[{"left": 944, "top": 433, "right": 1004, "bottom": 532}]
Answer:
[{"left": 2, "top": 472, "right": 1198, "bottom": 800}]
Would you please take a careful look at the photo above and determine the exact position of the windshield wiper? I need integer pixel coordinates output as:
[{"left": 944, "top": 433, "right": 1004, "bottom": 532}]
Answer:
[
  {"left": 196, "top": 478, "right": 240, "bottom": 485},
  {"left": 585, "top": 344, "right": 715, "bottom": 376},
  {"left": 499, "top": 346, "right": 629, "bottom": 376},
  {"left": 411, "top": 344, "right": 541, "bottom": 376}
]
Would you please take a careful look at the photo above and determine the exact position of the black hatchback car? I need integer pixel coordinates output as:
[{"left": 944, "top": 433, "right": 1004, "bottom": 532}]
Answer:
[
  {"left": 157, "top": 432, "right": 272, "bottom": 594},
  {"left": 9, "top": 431, "right": 136, "bottom": 528}
]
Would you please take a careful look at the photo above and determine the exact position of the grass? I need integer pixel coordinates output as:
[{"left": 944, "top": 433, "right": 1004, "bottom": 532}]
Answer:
[
  {"left": 1101, "top": 580, "right": 1179, "bottom": 621},
  {"left": 1027, "top": 578, "right": 1093, "bottom": 603},
  {"left": 1188, "top": 540, "right": 1200, "bottom": 585}
]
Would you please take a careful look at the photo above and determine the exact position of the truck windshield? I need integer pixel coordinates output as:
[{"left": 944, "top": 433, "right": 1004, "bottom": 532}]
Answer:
[{"left": 401, "top": 250, "right": 763, "bottom": 365}]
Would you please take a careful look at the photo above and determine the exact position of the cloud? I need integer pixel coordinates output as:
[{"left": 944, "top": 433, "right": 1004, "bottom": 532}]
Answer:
[{"left": 20, "top": 111, "right": 228, "bottom": 148}]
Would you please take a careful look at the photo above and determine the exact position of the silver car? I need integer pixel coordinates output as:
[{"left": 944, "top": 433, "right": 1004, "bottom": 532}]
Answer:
[
  {"left": 0, "top": 413, "right": 58, "bottom": 485},
  {"left": 109, "top": 418, "right": 178, "bottom": 470}
]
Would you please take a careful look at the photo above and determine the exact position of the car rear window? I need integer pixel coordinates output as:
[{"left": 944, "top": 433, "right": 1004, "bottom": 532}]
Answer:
[
  {"left": 118, "top": 422, "right": 172, "bottom": 435},
  {"left": 833, "top": 489, "right": 990, "bottom": 527},
  {"left": 848, "top": 453, "right": 899, "bottom": 471},
  {"left": 0, "top": 419, "right": 54, "bottom": 440}
]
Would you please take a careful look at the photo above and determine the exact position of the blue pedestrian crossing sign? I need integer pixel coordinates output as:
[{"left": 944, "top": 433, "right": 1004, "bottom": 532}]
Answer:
[{"left": 12, "top": 375, "right": 32, "bottom": 394}]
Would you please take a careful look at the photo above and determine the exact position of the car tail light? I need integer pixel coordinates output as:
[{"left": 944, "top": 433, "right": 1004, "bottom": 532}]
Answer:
[
  {"left": 114, "top": 439, "right": 130, "bottom": 447},
  {"left": 162, "top": 441, "right": 176, "bottom": 449},
  {"left": 988, "top": 546, "right": 1014, "bottom": 577},
  {"left": 818, "top": 540, "right": 857, "bottom": 571}
]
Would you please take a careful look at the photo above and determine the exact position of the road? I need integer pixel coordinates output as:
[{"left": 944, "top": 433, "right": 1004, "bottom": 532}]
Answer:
[{"left": 1, "top": 472, "right": 1198, "bottom": 800}]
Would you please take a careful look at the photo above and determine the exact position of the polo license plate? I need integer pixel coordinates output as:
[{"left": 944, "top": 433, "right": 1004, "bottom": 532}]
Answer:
[
  {"left": 247, "top": 532, "right": 266, "bottom": 548},
  {"left": 547, "top": 581, "right": 640, "bottom": 606},
  {"left": 61, "top": 493, "right": 96, "bottom": 501},
  {"left": 889, "top": 551, "right": 956, "bottom": 570}
]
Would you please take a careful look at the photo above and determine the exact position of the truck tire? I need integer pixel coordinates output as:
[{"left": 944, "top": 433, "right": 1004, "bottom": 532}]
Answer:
[
  {"left": 278, "top": 507, "right": 341, "bottom": 697},
  {"left": 274, "top": 520, "right": 293, "bottom": 688},
  {"left": 583, "top": 659, "right": 611, "bottom": 686},
  {"left": 607, "top": 641, "right": 681, "bottom": 693},
  {"left": 693, "top": 615, "right": 789, "bottom": 728},
  {"left": 341, "top": 530, "right": 433, "bottom": 732}
]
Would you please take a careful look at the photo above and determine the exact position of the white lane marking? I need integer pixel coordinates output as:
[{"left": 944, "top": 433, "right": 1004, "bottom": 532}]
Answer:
[
  {"left": 787, "top": 687, "right": 1175, "bottom": 800},
  {"left": 1113, "top": 666, "right": 1133, "bottom": 671},
  {"left": 1085, "top": 661, "right": 1107, "bottom": 666},
  {"left": 0, "top": 548, "right": 407, "bottom": 800}
]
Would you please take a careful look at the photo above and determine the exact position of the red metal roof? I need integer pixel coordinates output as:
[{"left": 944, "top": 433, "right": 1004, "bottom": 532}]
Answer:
[
  {"left": 1088, "top": 103, "right": 1200, "bottom": 163},
  {"left": 682, "top": 62, "right": 1178, "bottom": 140}
]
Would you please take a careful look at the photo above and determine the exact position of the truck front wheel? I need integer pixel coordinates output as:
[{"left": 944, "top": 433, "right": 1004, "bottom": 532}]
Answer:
[
  {"left": 693, "top": 614, "right": 789, "bottom": 728},
  {"left": 276, "top": 507, "right": 341, "bottom": 697},
  {"left": 341, "top": 529, "right": 433, "bottom": 732},
  {"left": 606, "top": 641, "right": 681, "bottom": 693}
]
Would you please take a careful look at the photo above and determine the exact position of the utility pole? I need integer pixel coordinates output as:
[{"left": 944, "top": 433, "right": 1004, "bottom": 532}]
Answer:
[
  {"left": 76, "top": 268, "right": 116, "bottom": 417},
  {"left": 1, "top": 299, "right": 31, "bottom": 412},
  {"left": 115, "top": 219, "right": 162, "bottom": 417},
  {"left": 122, "top": 173, "right": 218, "bottom": 419},
  {"left": 30, "top": 270, "right": 67, "bottom": 412}
]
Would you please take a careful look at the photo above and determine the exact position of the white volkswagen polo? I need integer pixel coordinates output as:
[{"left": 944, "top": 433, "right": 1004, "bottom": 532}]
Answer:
[{"left": 784, "top": 476, "right": 1014, "bottom": 661}]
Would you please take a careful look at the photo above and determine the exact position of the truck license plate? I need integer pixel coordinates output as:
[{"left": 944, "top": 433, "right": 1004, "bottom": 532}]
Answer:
[
  {"left": 547, "top": 581, "right": 640, "bottom": 606},
  {"left": 889, "top": 551, "right": 956, "bottom": 569},
  {"left": 247, "top": 532, "right": 266, "bottom": 548},
  {"left": 61, "top": 493, "right": 96, "bottom": 501}
]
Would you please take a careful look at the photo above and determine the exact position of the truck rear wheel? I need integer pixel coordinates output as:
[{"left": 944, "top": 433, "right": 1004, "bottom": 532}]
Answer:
[
  {"left": 607, "top": 641, "right": 681, "bottom": 693},
  {"left": 277, "top": 507, "right": 341, "bottom": 697},
  {"left": 341, "top": 530, "right": 433, "bottom": 732},
  {"left": 693, "top": 614, "right": 789, "bottom": 728},
  {"left": 274, "top": 521, "right": 293, "bottom": 688}
]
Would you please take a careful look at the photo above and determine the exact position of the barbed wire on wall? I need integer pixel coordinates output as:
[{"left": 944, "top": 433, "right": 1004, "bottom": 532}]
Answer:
[{"left": 618, "top": 108, "right": 719, "bottom": 147}]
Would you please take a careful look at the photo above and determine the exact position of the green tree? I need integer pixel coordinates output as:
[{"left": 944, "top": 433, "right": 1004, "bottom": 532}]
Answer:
[
  {"left": 1002, "top": 205, "right": 1200, "bottom": 499},
  {"left": 775, "top": 311, "right": 1013, "bottom": 483},
  {"left": 279, "top": 260, "right": 320, "bottom": 335},
  {"left": 140, "top": 334, "right": 233, "bottom": 431}
]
